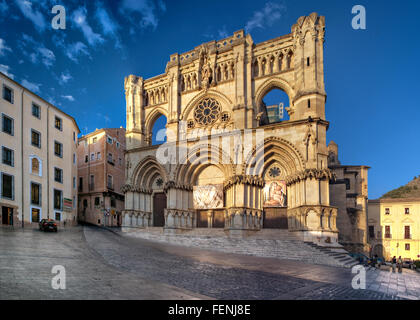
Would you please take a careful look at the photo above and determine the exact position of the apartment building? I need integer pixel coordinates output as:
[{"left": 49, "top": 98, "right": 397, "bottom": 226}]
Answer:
[
  {"left": 0, "top": 72, "right": 80, "bottom": 227},
  {"left": 77, "top": 128, "right": 125, "bottom": 226}
]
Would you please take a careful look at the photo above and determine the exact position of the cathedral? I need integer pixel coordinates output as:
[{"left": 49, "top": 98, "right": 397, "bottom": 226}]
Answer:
[{"left": 122, "top": 13, "right": 369, "bottom": 252}]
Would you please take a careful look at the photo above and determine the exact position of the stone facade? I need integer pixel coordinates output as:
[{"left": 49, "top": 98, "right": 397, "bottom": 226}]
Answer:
[
  {"left": 0, "top": 72, "right": 79, "bottom": 227},
  {"left": 122, "top": 13, "right": 350, "bottom": 246},
  {"left": 328, "top": 141, "right": 370, "bottom": 253},
  {"left": 77, "top": 128, "right": 125, "bottom": 227}
]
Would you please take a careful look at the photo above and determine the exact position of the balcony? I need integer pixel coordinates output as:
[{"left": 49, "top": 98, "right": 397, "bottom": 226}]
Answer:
[
  {"left": 404, "top": 234, "right": 412, "bottom": 240},
  {"left": 107, "top": 158, "right": 115, "bottom": 166}
]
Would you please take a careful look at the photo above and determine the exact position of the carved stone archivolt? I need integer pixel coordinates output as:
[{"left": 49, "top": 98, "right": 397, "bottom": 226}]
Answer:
[
  {"left": 121, "top": 184, "right": 153, "bottom": 194},
  {"left": 285, "top": 168, "right": 335, "bottom": 186},
  {"left": 163, "top": 181, "right": 193, "bottom": 193},
  {"left": 223, "top": 175, "right": 265, "bottom": 191}
]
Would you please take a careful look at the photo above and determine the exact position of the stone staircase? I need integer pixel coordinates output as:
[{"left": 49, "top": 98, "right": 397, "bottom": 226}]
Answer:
[{"left": 122, "top": 227, "right": 359, "bottom": 268}]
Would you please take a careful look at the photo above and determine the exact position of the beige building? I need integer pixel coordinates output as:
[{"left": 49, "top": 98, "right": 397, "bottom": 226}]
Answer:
[
  {"left": 77, "top": 128, "right": 125, "bottom": 227},
  {"left": 121, "top": 13, "right": 368, "bottom": 248},
  {"left": 328, "top": 141, "right": 370, "bottom": 253},
  {"left": 0, "top": 72, "right": 80, "bottom": 227},
  {"left": 368, "top": 198, "right": 420, "bottom": 261}
]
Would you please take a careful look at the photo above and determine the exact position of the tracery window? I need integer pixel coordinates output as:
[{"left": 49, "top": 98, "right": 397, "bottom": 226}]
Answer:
[{"left": 193, "top": 98, "right": 221, "bottom": 126}]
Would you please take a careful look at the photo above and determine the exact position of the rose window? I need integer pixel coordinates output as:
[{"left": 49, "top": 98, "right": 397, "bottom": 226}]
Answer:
[
  {"left": 268, "top": 167, "right": 281, "bottom": 178},
  {"left": 194, "top": 98, "right": 221, "bottom": 126}
]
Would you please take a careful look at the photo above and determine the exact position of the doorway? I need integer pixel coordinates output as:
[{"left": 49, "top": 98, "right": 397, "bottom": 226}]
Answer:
[
  {"left": 153, "top": 193, "right": 166, "bottom": 227},
  {"left": 2, "top": 206, "right": 13, "bottom": 225}
]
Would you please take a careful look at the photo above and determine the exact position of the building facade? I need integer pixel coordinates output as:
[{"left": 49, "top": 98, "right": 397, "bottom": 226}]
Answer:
[
  {"left": 77, "top": 128, "right": 125, "bottom": 227},
  {"left": 122, "top": 13, "right": 366, "bottom": 247},
  {"left": 328, "top": 141, "right": 370, "bottom": 253},
  {"left": 368, "top": 198, "right": 420, "bottom": 261},
  {"left": 0, "top": 72, "right": 79, "bottom": 227}
]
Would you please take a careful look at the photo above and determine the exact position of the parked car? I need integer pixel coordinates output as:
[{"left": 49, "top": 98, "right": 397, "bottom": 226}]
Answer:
[
  {"left": 402, "top": 259, "right": 416, "bottom": 270},
  {"left": 39, "top": 219, "right": 58, "bottom": 232}
]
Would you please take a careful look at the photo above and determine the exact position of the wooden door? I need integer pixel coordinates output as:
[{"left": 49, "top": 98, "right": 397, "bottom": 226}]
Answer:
[{"left": 153, "top": 193, "right": 166, "bottom": 227}]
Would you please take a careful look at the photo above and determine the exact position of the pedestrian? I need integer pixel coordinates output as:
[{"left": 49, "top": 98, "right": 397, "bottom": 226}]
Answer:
[
  {"left": 398, "top": 256, "right": 403, "bottom": 273},
  {"left": 392, "top": 256, "right": 397, "bottom": 273}
]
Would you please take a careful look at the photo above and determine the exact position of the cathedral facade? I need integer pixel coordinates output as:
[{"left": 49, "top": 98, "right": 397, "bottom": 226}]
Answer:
[{"left": 122, "top": 12, "right": 367, "bottom": 248}]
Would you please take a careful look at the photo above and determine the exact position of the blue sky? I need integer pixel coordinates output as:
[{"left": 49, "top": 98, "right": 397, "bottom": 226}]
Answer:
[{"left": 1, "top": 0, "right": 419, "bottom": 199}]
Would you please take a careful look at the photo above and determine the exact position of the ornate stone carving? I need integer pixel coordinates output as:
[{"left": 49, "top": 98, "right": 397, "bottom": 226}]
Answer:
[
  {"left": 223, "top": 175, "right": 265, "bottom": 191},
  {"left": 285, "top": 168, "right": 335, "bottom": 186}
]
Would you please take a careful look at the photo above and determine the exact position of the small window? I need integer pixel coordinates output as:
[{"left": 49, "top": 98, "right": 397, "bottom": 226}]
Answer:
[
  {"left": 97, "top": 152, "right": 101, "bottom": 160},
  {"left": 368, "top": 226, "right": 375, "bottom": 239},
  {"left": 73, "top": 132, "right": 76, "bottom": 142},
  {"left": 89, "top": 175, "right": 94, "bottom": 190},
  {"left": 31, "top": 182, "right": 41, "bottom": 205},
  {"left": 32, "top": 103, "right": 41, "bottom": 119},
  {"left": 107, "top": 175, "right": 113, "bottom": 189},
  {"left": 2, "top": 147, "right": 14, "bottom": 167},
  {"left": 307, "top": 99, "right": 311, "bottom": 108},
  {"left": 73, "top": 153, "right": 76, "bottom": 164},
  {"left": 2, "top": 114, "right": 14, "bottom": 135},
  {"left": 1, "top": 173, "right": 14, "bottom": 200},
  {"left": 405, "top": 226, "right": 411, "bottom": 239},
  {"left": 385, "top": 208, "right": 390, "bottom": 215},
  {"left": 55, "top": 212, "right": 61, "bottom": 221},
  {"left": 405, "top": 243, "right": 410, "bottom": 251},
  {"left": 54, "top": 168, "right": 63, "bottom": 183},
  {"left": 83, "top": 199, "right": 88, "bottom": 208},
  {"left": 92, "top": 137, "right": 97, "bottom": 144},
  {"left": 116, "top": 142, "right": 120, "bottom": 148},
  {"left": 31, "top": 129, "right": 41, "bottom": 148},
  {"left": 54, "top": 141, "right": 63, "bottom": 157},
  {"left": 85, "top": 155, "right": 88, "bottom": 163},
  {"left": 31, "top": 208, "right": 40, "bottom": 223},
  {"left": 31, "top": 157, "right": 40, "bottom": 175},
  {"left": 111, "top": 197, "right": 116, "bottom": 208},
  {"left": 54, "top": 189, "right": 62, "bottom": 210},
  {"left": 91, "top": 153, "right": 95, "bottom": 161},
  {"left": 405, "top": 208, "right": 410, "bottom": 215},
  {"left": 73, "top": 177, "right": 76, "bottom": 189},
  {"left": 385, "top": 226, "right": 391, "bottom": 238},
  {"left": 307, "top": 57, "right": 310, "bottom": 66},
  {"left": 107, "top": 136, "right": 113, "bottom": 144},
  {"left": 79, "top": 177, "right": 83, "bottom": 192},
  {"left": 95, "top": 197, "right": 100, "bottom": 206},
  {"left": 3, "top": 85, "right": 13, "bottom": 103},
  {"left": 55, "top": 116, "right": 62, "bottom": 131}
]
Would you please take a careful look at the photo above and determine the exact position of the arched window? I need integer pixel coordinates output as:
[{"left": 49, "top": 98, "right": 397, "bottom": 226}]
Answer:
[
  {"left": 30, "top": 156, "right": 42, "bottom": 176},
  {"left": 151, "top": 114, "right": 167, "bottom": 146},
  {"left": 260, "top": 88, "right": 290, "bottom": 125}
]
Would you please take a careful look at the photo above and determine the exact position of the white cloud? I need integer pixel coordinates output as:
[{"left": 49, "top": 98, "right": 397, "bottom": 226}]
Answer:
[
  {"left": 0, "top": 0, "right": 8, "bottom": 14},
  {"left": 15, "top": 0, "right": 47, "bottom": 32},
  {"left": 0, "top": 38, "right": 11, "bottom": 56},
  {"left": 95, "top": 2, "right": 121, "bottom": 48},
  {"left": 120, "top": 0, "right": 165, "bottom": 30},
  {"left": 217, "top": 26, "right": 229, "bottom": 39},
  {"left": 65, "top": 41, "right": 90, "bottom": 63},
  {"left": 97, "top": 112, "right": 111, "bottom": 123},
  {"left": 62, "top": 95, "right": 75, "bottom": 102},
  {"left": 20, "top": 33, "right": 56, "bottom": 68},
  {"left": 59, "top": 72, "right": 73, "bottom": 85},
  {"left": 22, "top": 79, "right": 41, "bottom": 93},
  {"left": 73, "top": 7, "right": 104, "bottom": 46},
  {"left": 245, "top": 2, "right": 286, "bottom": 33},
  {"left": 0, "top": 64, "right": 14, "bottom": 79}
]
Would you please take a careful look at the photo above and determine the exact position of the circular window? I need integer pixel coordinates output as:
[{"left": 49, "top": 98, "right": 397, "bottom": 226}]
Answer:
[
  {"left": 268, "top": 166, "right": 281, "bottom": 178},
  {"left": 194, "top": 98, "right": 221, "bottom": 126}
]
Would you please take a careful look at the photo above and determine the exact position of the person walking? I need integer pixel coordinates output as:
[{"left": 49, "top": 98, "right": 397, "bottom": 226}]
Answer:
[
  {"left": 392, "top": 256, "right": 397, "bottom": 273},
  {"left": 398, "top": 256, "right": 403, "bottom": 273}
]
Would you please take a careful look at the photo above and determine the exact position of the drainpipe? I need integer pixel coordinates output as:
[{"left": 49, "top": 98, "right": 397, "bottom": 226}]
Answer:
[
  {"left": 47, "top": 105, "right": 50, "bottom": 219},
  {"left": 21, "top": 89, "right": 24, "bottom": 228}
]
